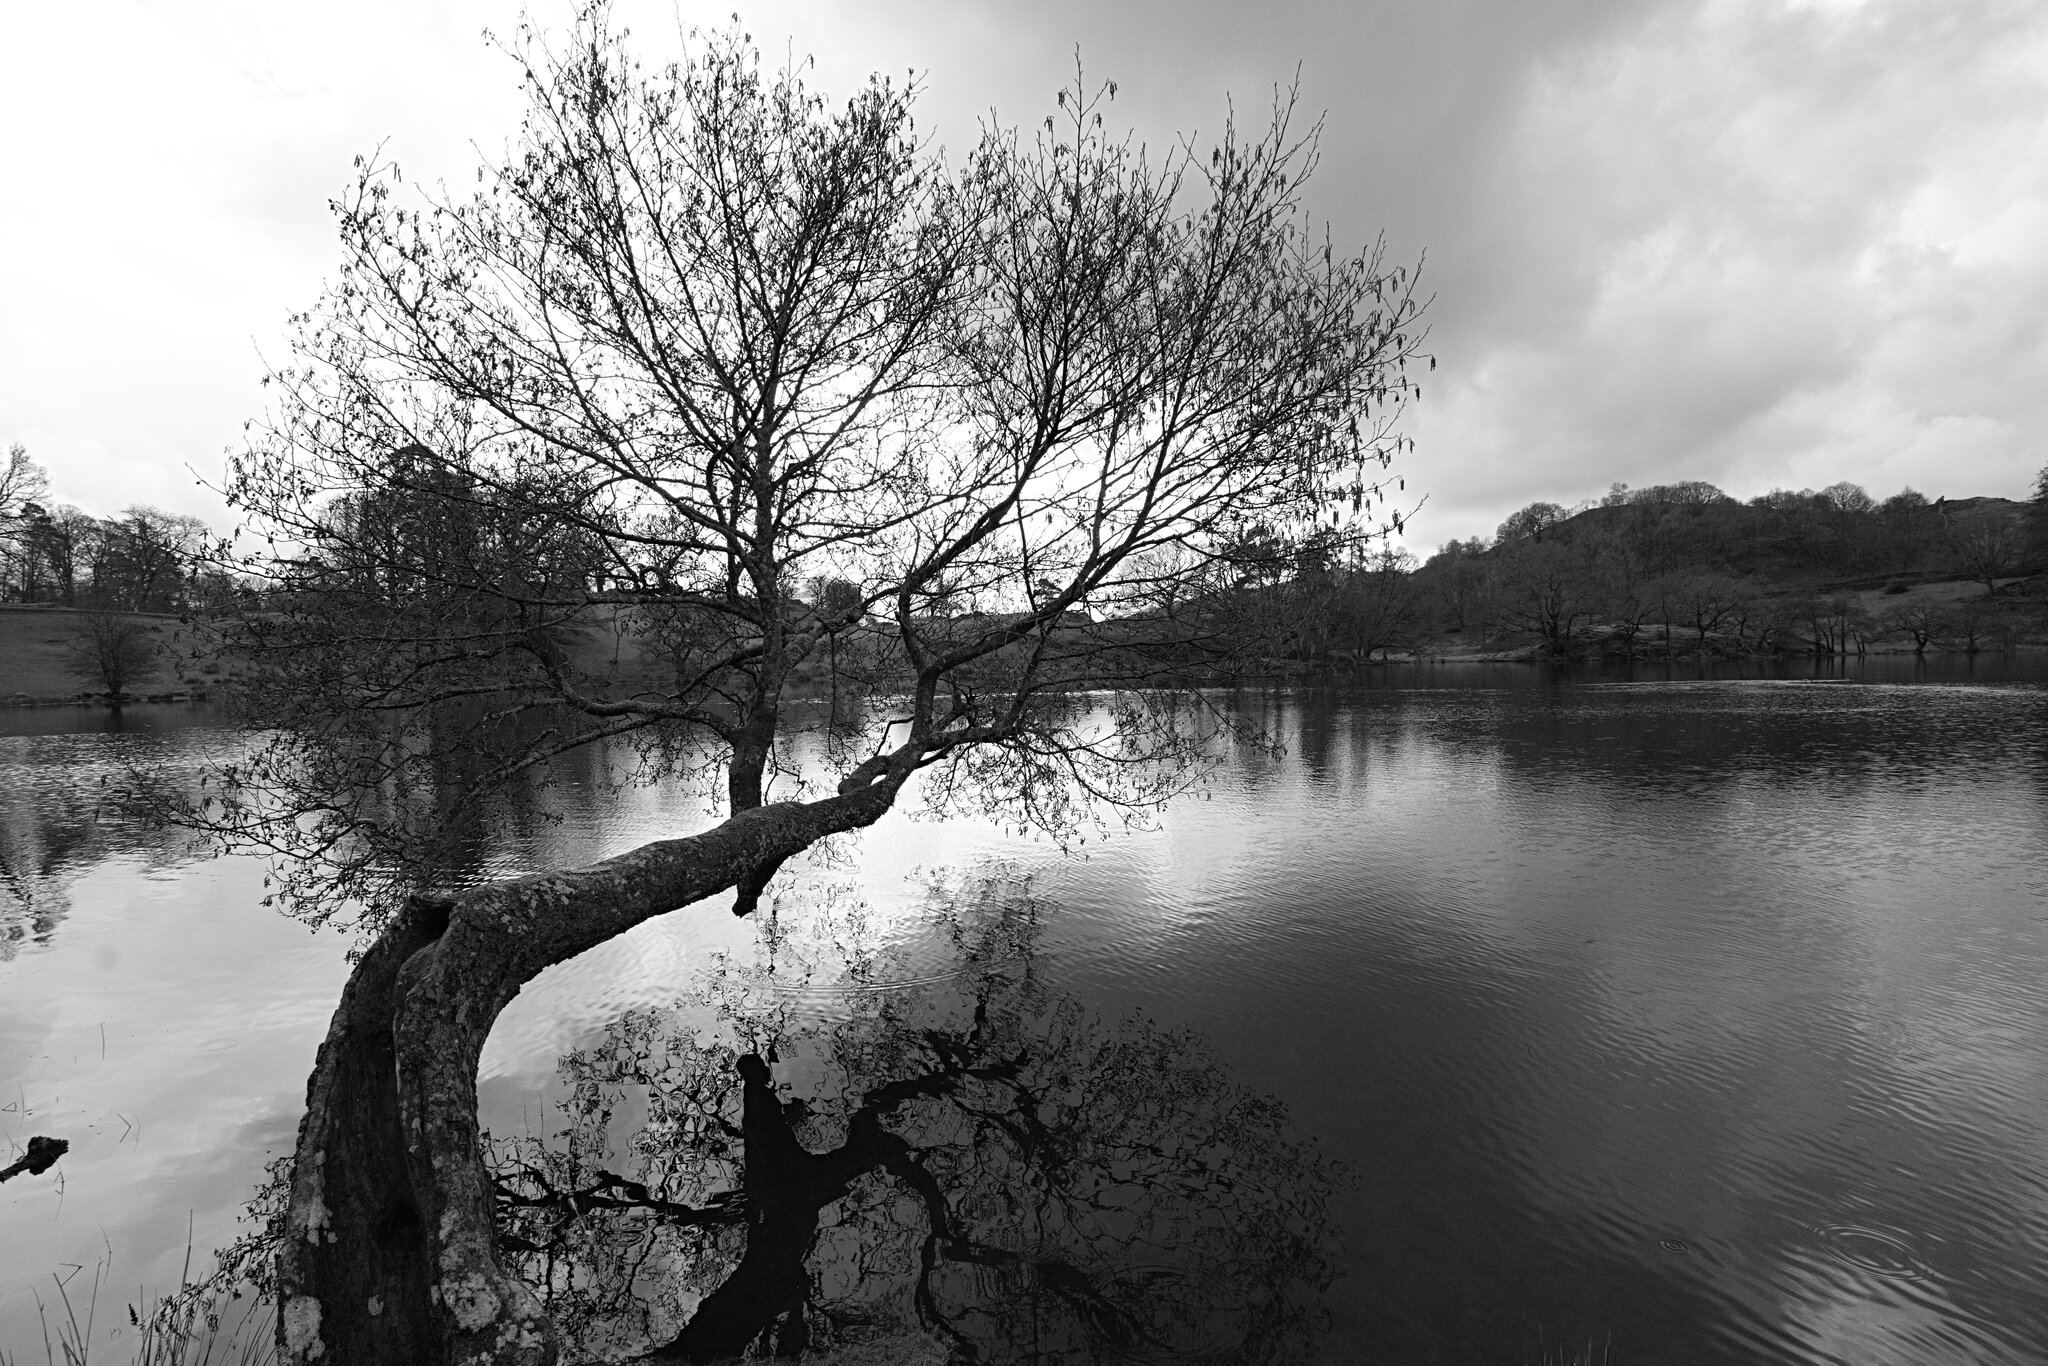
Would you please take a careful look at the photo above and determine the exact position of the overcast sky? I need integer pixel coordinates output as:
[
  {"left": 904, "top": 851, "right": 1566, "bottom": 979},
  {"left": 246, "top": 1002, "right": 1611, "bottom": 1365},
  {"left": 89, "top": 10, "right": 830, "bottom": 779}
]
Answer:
[{"left": 3, "top": 0, "right": 2043, "bottom": 549}]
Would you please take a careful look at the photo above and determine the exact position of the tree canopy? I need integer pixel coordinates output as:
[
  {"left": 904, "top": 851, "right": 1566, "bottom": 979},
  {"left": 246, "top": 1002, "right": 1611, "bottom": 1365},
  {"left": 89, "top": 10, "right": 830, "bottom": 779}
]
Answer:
[
  {"left": 0, "top": 447, "right": 215, "bottom": 612},
  {"left": 195, "top": 11, "right": 1424, "bottom": 1363},
  {"left": 209, "top": 17, "right": 1424, "bottom": 929}
]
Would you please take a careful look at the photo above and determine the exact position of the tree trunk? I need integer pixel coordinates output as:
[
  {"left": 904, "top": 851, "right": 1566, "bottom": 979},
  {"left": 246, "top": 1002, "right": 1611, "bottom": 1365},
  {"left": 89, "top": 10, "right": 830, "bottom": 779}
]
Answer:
[
  {"left": 279, "top": 778, "right": 906, "bottom": 1366},
  {"left": 727, "top": 710, "right": 779, "bottom": 813},
  {"left": 279, "top": 898, "right": 447, "bottom": 1363}
]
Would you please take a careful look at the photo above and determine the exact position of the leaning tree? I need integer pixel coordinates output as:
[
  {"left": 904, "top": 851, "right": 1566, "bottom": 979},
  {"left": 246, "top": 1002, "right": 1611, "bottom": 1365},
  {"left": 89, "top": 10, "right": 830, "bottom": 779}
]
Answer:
[{"left": 196, "top": 8, "right": 1424, "bottom": 1362}]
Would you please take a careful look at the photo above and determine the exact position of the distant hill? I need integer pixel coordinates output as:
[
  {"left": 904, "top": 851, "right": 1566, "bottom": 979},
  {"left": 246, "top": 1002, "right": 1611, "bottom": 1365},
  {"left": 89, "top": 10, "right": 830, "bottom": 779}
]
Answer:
[
  {"left": 1396, "top": 481, "right": 2046, "bottom": 659},
  {"left": 1512, "top": 492, "right": 2025, "bottom": 585},
  {"left": 1198, "top": 478, "right": 2048, "bottom": 665}
]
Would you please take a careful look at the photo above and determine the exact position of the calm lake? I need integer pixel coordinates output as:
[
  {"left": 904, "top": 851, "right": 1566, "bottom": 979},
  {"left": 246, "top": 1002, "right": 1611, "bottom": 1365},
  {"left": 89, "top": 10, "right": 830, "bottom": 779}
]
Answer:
[{"left": 3, "top": 659, "right": 2046, "bottom": 1363}]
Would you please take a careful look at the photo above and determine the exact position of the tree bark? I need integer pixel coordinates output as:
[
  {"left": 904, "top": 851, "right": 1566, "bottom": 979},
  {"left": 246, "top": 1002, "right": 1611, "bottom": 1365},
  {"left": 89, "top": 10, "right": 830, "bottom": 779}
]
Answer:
[
  {"left": 279, "top": 897, "right": 446, "bottom": 1363},
  {"left": 280, "top": 777, "right": 905, "bottom": 1366},
  {"left": 727, "top": 709, "right": 779, "bottom": 814}
]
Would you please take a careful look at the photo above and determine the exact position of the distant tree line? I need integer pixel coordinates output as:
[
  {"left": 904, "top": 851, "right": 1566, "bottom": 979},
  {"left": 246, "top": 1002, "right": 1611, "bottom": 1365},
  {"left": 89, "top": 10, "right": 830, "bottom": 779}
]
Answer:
[
  {"left": 1218, "top": 468, "right": 2048, "bottom": 663},
  {"left": 8, "top": 429, "right": 2042, "bottom": 667},
  {"left": 0, "top": 444, "right": 228, "bottom": 613}
]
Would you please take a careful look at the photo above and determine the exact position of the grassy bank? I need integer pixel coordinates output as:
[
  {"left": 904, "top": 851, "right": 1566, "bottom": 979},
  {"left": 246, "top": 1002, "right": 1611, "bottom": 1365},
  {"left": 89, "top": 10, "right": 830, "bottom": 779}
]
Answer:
[{"left": 0, "top": 606, "right": 231, "bottom": 704}]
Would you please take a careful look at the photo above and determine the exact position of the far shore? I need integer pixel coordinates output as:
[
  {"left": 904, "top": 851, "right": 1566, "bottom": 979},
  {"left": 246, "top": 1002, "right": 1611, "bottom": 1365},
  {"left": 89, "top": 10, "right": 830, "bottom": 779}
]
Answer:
[
  {"left": 6, "top": 580, "right": 2041, "bottom": 710},
  {"left": 0, "top": 602, "right": 234, "bottom": 706}
]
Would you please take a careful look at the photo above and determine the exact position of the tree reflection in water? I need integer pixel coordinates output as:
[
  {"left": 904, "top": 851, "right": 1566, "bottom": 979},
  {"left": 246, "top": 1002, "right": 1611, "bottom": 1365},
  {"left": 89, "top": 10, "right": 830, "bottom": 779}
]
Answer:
[
  {"left": 487, "top": 871, "right": 1343, "bottom": 1363},
  {"left": 0, "top": 763, "right": 98, "bottom": 957}
]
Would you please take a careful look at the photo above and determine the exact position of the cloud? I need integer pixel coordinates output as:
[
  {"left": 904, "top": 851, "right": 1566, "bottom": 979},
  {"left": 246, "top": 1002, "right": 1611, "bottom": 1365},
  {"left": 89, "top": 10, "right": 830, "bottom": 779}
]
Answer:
[
  {"left": 3, "top": 0, "right": 2042, "bottom": 548},
  {"left": 1405, "top": 0, "right": 2048, "bottom": 546},
  {"left": 0, "top": 0, "right": 523, "bottom": 521}
]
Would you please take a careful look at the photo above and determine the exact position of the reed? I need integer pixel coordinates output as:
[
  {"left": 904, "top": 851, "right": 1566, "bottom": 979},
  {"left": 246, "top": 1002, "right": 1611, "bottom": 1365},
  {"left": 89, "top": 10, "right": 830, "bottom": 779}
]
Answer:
[{"left": 2, "top": 1233, "right": 273, "bottom": 1366}]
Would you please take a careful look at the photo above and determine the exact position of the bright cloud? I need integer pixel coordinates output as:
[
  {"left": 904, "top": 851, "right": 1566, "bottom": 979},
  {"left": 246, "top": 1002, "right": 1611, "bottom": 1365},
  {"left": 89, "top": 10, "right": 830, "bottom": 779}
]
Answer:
[{"left": 2, "top": 0, "right": 2041, "bottom": 548}]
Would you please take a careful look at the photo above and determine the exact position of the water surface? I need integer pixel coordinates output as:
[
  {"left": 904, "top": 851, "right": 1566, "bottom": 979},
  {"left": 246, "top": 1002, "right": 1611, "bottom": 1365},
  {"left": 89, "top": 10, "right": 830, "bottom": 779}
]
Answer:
[{"left": 2, "top": 662, "right": 2046, "bottom": 1362}]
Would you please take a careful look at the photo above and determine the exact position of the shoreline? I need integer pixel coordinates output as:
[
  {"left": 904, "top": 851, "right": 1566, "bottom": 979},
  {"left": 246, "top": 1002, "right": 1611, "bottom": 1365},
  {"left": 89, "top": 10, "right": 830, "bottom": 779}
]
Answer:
[
  {"left": 3, "top": 688, "right": 222, "bottom": 708},
  {"left": 8, "top": 647, "right": 2044, "bottom": 707}
]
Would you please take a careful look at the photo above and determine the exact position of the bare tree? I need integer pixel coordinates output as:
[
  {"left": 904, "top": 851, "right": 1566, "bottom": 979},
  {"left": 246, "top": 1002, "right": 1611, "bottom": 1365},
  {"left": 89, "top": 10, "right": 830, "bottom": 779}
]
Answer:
[
  {"left": 0, "top": 443, "right": 48, "bottom": 532},
  {"left": 1947, "top": 508, "right": 2025, "bottom": 595},
  {"left": 1820, "top": 480, "right": 1875, "bottom": 515},
  {"left": 1590, "top": 542, "right": 1656, "bottom": 658},
  {"left": 27, "top": 507, "right": 95, "bottom": 604},
  {"left": 0, "top": 445, "right": 48, "bottom": 602},
  {"left": 186, "top": 15, "right": 1423, "bottom": 1363},
  {"left": 2029, "top": 464, "right": 2048, "bottom": 568},
  {"left": 1949, "top": 598, "right": 2007, "bottom": 654},
  {"left": 90, "top": 505, "right": 208, "bottom": 612},
  {"left": 67, "top": 605, "right": 159, "bottom": 697},
  {"left": 1333, "top": 546, "right": 1422, "bottom": 660},
  {"left": 1879, "top": 601, "right": 1947, "bottom": 655},
  {"left": 1494, "top": 500, "right": 1566, "bottom": 545},
  {"left": 1795, "top": 594, "right": 1869, "bottom": 656},
  {"left": 1485, "top": 539, "right": 1604, "bottom": 655},
  {"left": 1416, "top": 536, "right": 1489, "bottom": 639},
  {"left": 1656, "top": 572, "right": 1754, "bottom": 653},
  {"left": 1878, "top": 487, "right": 1938, "bottom": 573}
]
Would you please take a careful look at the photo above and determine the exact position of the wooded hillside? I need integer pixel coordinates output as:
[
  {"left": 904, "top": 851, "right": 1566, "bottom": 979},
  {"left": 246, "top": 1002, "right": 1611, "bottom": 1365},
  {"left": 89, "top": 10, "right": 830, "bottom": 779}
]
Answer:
[{"left": 1229, "top": 474, "right": 2048, "bottom": 662}]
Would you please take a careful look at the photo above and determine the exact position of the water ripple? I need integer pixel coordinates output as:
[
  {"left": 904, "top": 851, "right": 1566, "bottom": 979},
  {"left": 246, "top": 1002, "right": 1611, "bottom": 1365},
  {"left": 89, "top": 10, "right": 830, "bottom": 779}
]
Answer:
[{"left": 1811, "top": 1223, "right": 1929, "bottom": 1280}]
